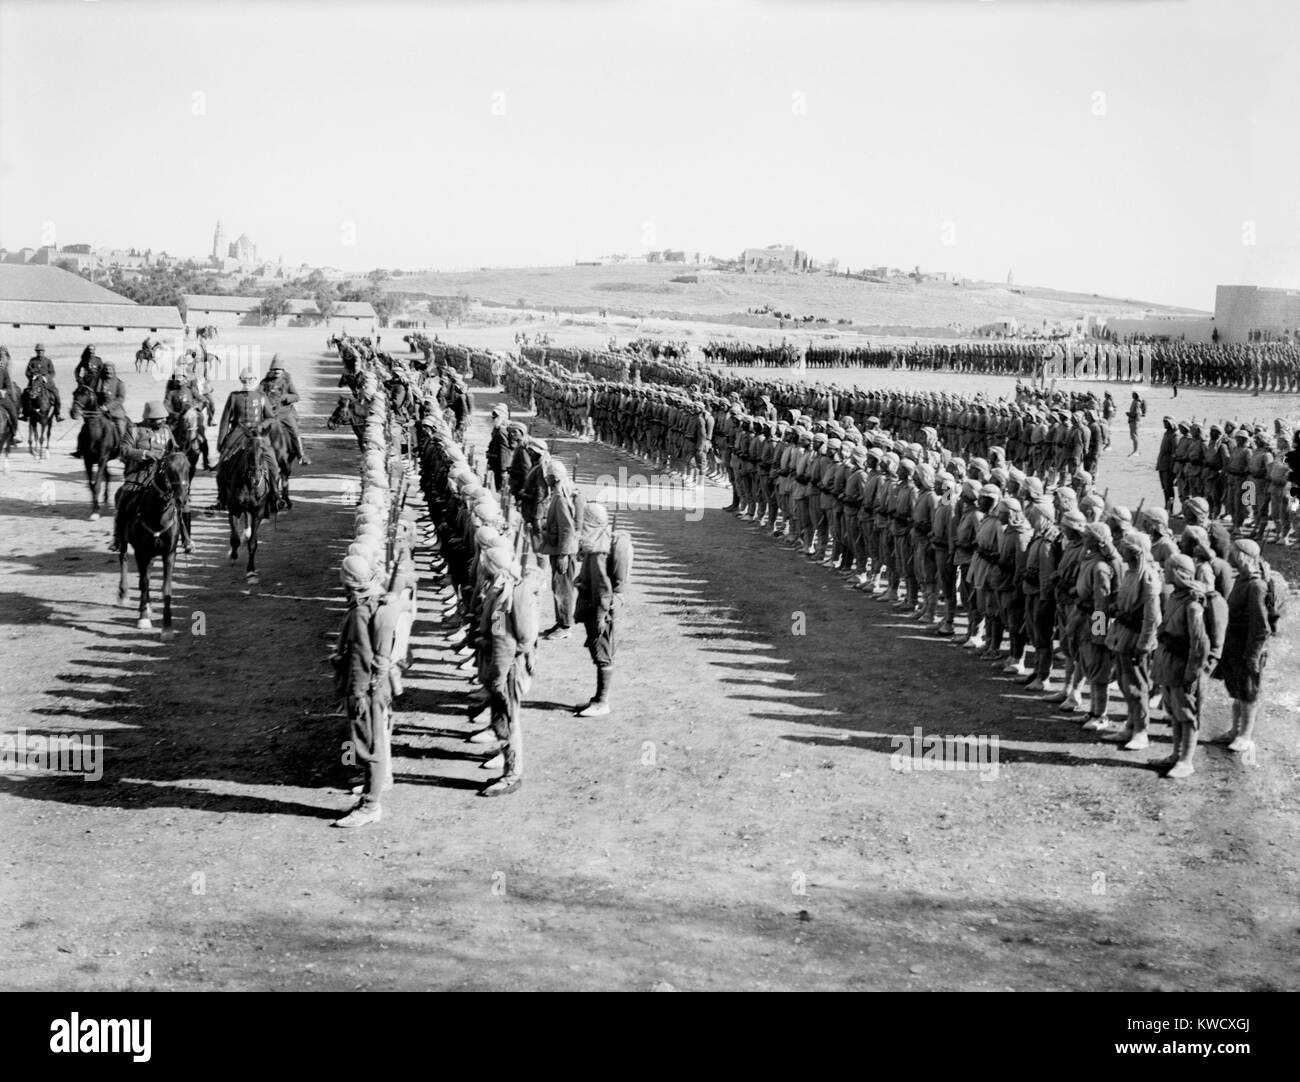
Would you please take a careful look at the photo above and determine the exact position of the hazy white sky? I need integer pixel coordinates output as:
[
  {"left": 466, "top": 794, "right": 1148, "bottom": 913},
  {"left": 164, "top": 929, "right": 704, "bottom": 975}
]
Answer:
[{"left": 1, "top": 0, "right": 1296, "bottom": 308}]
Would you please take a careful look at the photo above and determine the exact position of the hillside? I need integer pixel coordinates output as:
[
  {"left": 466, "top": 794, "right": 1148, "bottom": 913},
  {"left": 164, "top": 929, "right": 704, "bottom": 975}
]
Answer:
[{"left": 381, "top": 264, "right": 1207, "bottom": 334}]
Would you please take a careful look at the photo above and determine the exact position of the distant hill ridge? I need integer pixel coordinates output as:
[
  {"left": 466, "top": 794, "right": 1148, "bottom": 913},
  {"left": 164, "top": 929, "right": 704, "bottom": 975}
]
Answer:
[{"left": 382, "top": 264, "right": 1206, "bottom": 331}]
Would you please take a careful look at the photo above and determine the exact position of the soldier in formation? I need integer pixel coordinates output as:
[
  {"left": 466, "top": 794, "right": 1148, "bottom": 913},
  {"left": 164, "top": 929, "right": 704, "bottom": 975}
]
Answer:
[
  {"left": 1159, "top": 412, "right": 1300, "bottom": 545},
  {"left": 482, "top": 347, "right": 1287, "bottom": 779}
]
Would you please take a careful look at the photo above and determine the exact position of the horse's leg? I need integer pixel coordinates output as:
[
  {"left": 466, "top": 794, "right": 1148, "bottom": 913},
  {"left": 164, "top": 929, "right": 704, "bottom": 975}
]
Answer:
[
  {"left": 160, "top": 546, "right": 175, "bottom": 641},
  {"left": 137, "top": 550, "right": 152, "bottom": 629},
  {"left": 246, "top": 515, "right": 259, "bottom": 584},
  {"left": 228, "top": 512, "right": 240, "bottom": 562},
  {"left": 117, "top": 541, "right": 130, "bottom": 605},
  {"left": 85, "top": 457, "right": 99, "bottom": 519}
]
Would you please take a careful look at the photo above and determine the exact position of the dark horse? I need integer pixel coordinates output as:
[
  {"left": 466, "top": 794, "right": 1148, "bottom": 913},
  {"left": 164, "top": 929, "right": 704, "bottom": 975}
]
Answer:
[
  {"left": 217, "top": 421, "right": 292, "bottom": 584},
  {"left": 26, "top": 376, "right": 56, "bottom": 459},
  {"left": 169, "top": 405, "right": 208, "bottom": 481},
  {"left": 70, "top": 384, "right": 121, "bottom": 519},
  {"left": 117, "top": 451, "right": 192, "bottom": 638},
  {"left": 135, "top": 343, "right": 161, "bottom": 374},
  {"left": 0, "top": 397, "right": 16, "bottom": 474},
  {"left": 327, "top": 394, "right": 366, "bottom": 451}
]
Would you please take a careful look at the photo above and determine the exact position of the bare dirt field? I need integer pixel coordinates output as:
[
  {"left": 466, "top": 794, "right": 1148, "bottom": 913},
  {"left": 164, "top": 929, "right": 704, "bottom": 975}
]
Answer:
[{"left": 2, "top": 326, "right": 1297, "bottom": 991}]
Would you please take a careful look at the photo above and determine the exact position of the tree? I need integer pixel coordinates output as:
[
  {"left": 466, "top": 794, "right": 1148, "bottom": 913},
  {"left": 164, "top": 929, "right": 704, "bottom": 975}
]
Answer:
[
  {"left": 428, "top": 296, "right": 460, "bottom": 329},
  {"left": 259, "top": 287, "right": 291, "bottom": 326},
  {"left": 427, "top": 292, "right": 471, "bottom": 329},
  {"left": 316, "top": 286, "right": 338, "bottom": 325}
]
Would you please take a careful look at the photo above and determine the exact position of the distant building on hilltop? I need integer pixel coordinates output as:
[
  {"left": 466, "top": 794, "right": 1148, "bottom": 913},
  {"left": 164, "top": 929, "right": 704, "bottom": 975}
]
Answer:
[
  {"left": 741, "top": 244, "right": 809, "bottom": 273},
  {"left": 209, "top": 220, "right": 258, "bottom": 270},
  {"left": 229, "top": 233, "right": 257, "bottom": 266}
]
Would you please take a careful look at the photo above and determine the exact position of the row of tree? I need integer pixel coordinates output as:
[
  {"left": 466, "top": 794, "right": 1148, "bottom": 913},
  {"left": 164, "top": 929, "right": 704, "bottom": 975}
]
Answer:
[{"left": 76, "top": 262, "right": 419, "bottom": 327}]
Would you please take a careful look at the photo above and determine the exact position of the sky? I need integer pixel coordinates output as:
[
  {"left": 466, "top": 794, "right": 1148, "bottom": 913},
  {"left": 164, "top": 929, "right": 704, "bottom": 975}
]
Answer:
[{"left": 1, "top": 0, "right": 1297, "bottom": 309}]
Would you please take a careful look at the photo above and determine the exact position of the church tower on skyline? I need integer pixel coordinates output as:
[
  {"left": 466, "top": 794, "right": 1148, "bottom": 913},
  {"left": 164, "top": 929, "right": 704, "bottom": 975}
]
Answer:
[{"left": 212, "top": 220, "right": 225, "bottom": 261}]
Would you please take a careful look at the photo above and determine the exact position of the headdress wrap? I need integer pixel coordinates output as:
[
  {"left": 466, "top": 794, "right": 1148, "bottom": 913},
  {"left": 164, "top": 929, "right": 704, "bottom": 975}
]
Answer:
[
  {"left": 579, "top": 502, "right": 611, "bottom": 555},
  {"left": 1165, "top": 553, "right": 1207, "bottom": 598}
]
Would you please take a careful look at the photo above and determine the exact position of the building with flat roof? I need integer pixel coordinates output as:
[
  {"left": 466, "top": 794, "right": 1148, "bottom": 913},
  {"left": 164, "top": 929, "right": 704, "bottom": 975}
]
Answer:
[
  {"left": 1213, "top": 285, "right": 1300, "bottom": 343},
  {"left": 182, "top": 293, "right": 376, "bottom": 332},
  {"left": 741, "top": 245, "right": 810, "bottom": 273}
]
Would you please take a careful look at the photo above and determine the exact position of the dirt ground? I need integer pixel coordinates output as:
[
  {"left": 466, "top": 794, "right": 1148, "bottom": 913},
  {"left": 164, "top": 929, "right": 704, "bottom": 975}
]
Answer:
[{"left": 1, "top": 325, "right": 1297, "bottom": 991}]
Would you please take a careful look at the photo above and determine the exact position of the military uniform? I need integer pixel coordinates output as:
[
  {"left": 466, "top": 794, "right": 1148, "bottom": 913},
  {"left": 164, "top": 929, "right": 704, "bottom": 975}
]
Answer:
[
  {"left": 261, "top": 364, "right": 309, "bottom": 464},
  {"left": 23, "top": 349, "right": 62, "bottom": 421},
  {"left": 217, "top": 385, "right": 271, "bottom": 454},
  {"left": 111, "top": 416, "right": 178, "bottom": 553}
]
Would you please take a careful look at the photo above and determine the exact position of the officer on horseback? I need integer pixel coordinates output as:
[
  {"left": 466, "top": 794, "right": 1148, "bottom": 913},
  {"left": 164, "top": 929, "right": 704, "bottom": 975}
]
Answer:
[
  {"left": 259, "top": 354, "right": 310, "bottom": 465},
  {"left": 164, "top": 360, "right": 213, "bottom": 472},
  {"left": 109, "top": 401, "right": 184, "bottom": 554},
  {"left": 22, "top": 344, "right": 63, "bottom": 423},
  {"left": 75, "top": 345, "right": 105, "bottom": 388},
  {"left": 215, "top": 367, "right": 271, "bottom": 512},
  {"left": 96, "top": 362, "right": 129, "bottom": 440},
  {"left": 71, "top": 360, "right": 128, "bottom": 459},
  {"left": 217, "top": 366, "right": 270, "bottom": 456}
]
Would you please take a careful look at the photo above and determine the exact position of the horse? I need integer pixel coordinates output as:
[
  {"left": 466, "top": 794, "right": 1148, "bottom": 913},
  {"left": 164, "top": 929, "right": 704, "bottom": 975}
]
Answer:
[
  {"left": 135, "top": 340, "right": 164, "bottom": 374},
  {"left": 69, "top": 384, "right": 121, "bottom": 519},
  {"left": 25, "top": 377, "right": 55, "bottom": 459},
  {"left": 0, "top": 398, "right": 16, "bottom": 474},
  {"left": 168, "top": 405, "right": 207, "bottom": 481},
  {"left": 117, "top": 450, "right": 191, "bottom": 637},
  {"left": 327, "top": 394, "right": 366, "bottom": 451},
  {"left": 217, "top": 421, "right": 292, "bottom": 583}
]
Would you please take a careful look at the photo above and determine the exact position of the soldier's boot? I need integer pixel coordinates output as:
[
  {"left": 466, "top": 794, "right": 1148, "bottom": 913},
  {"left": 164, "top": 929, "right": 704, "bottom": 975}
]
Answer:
[
  {"left": 480, "top": 729, "right": 523, "bottom": 797},
  {"left": 958, "top": 615, "right": 984, "bottom": 648},
  {"left": 980, "top": 617, "right": 1004, "bottom": 660},
  {"left": 1227, "top": 701, "right": 1258, "bottom": 754},
  {"left": 1165, "top": 720, "right": 1196, "bottom": 779},
  {"left": 577, "top": 665, "right": 612, "bottom": 718},
  {"left": 1002, "top": 648, "right": 1031, "bottom": 677},
  {"left": 291, "top": 432, "right": 311, "bottom": 467},
  {"left": 1044, "top": 669, "right": 1073, "bottom": 703}
]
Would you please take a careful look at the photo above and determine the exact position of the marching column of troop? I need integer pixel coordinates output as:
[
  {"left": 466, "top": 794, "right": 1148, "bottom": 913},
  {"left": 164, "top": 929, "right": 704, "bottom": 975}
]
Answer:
[
  {"left": 325, "top": 336, "right": 634, "bottom": 821},
  {"left": 499, "top": 354, "right": 1117, "bottom": 493},
  {"left": 1156, "top": 415, "right": 1300, "bottom": 545},
  {"left": 329, "top": 351, "right": 419, "bottom": 827},
  {"left": 1146, "top": 341, "right": 1300, "bottom": 392},
  {"left": 480, "top": 347, "right": 1287, "bottom": 780}
]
